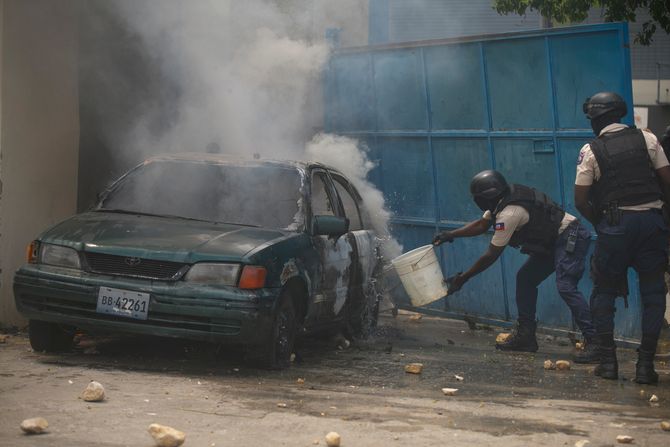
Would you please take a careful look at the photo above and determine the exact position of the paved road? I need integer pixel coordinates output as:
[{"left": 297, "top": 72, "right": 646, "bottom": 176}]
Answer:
[{"left": 1, "top": 313, "right": 669, "bottom": 446}]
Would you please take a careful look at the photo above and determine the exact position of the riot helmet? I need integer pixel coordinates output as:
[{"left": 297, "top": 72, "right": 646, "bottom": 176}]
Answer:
[
  {"left": 470, "top": 170, "right": 509, "bottom": 213},
  {"left": 582, "top": 92, "right": 627, "bottom": 120}
]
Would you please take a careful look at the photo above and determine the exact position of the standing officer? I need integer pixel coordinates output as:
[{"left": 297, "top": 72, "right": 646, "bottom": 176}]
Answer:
[
  {"left": 576, "top": 92, "right": 670, "bottom": 384},
  {"left": 434, "top": 171, "right": 597, "bottom": 361}
]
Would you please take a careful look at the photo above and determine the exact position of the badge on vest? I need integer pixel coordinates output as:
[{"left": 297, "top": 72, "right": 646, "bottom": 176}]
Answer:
[
  {"left": 577, "top": 150, "right": 585, "bottom": 165},
  {"left": 495, "top": 222, "right": 505, "bottom": 231}
]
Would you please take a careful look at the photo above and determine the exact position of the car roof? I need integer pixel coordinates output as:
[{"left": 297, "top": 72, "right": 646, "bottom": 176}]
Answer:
[{"left": 145, "top": 153, "right": 344, "bottom": 176}]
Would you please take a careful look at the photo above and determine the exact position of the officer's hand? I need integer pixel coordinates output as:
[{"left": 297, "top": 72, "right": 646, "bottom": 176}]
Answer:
[
  {"left": 446, "top": 272, "right": 467, "bottom": 295},
  {"left": 432, "top": 231, "right": 455, "bottom": 246}
]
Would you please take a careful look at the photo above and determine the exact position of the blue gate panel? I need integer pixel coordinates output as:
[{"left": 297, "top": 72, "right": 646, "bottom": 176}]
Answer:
[
  {"left": 326, "top": 53, "right": 375, "bottom": 132},
  {"left": 374, "top": 50, "right": 429, "bottom": 130},
  {"left": 433, "top": 137, "right": 490, "bottom": 221},
  {"left": 424, "top": 44, "right": 487, "bottom": 130},
  {"left": 485, "top": 38, "right": 552, "bottom": 130},
  {"left": 558, "top": 138, "right": 588, "bottom": 217},
  {"left": 375, "top": 137, "right": 435, "bottom": 219}
]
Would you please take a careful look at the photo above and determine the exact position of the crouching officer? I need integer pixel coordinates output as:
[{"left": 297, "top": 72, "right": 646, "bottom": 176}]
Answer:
[
  {"left": 576, "top": 92, "right": 670, "bottom": 384},
  {"left": 434, "top": 170, "right": 597, "bottom": 360}
]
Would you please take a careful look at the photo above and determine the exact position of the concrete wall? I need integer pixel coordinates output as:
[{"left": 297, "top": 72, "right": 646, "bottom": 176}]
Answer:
[{"left": 0, "top": 0, "right": 80, "bottom": 327}]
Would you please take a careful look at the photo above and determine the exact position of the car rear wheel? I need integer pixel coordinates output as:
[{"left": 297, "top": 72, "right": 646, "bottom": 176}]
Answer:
[
  {"left": 254, "top": 292, "right": 297, "bottom": 369},
  {"left": 29, "top": 320, "right": 74, "bottom": 352}
]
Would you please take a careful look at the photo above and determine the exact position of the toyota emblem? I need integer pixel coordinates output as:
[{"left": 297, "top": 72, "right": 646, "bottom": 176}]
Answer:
[{"left": 124, "top": 257, "right": 142, "bottom": 267}]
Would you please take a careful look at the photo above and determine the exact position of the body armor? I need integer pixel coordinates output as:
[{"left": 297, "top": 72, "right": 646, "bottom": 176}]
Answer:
[
  {"left": 494, "top": 184, "right": 565, "bottom": 255},
  {"left": 589, "top": 127, "right": 661, "bottom": 216}
]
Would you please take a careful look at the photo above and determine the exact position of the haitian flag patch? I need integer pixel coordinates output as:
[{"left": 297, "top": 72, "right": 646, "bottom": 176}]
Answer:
[{"left": 495, "top": 222, "right": 505, "bottom": 231}]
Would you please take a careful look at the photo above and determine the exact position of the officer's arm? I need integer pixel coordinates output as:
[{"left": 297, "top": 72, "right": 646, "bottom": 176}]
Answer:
[
  {"left": 451, "top": 218, "right": 492, "bottom": 238},
  {"left": 655, "top": 166, "right": 670, "bottom": 205},
  {"left": 461, "top": 243, "right": 505, "bottom": 281},
  {"left": 574, "top": 185, "right": 597, "bottom": 226}
]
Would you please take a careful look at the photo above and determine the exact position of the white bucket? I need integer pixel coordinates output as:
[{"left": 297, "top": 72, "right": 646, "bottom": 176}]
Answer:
[{"left": 391, "top": 245, "right": 448, "bottom": 307}]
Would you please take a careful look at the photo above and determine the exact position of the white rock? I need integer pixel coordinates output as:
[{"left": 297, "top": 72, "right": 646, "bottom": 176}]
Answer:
[
  {"left": 454, "top": 374, "right": 464, "bottom": 381},
  {"left": 616, "top": 435, "right": 634, "bottom": 444},
  {"left": 649, "top": 394, "right": 659, "bottom": 403},
  {"left": 555, "top": 360, "right": 571, "bottom": 370},
  {"left": 81, "top": 381, "right": 105, "bottom": 402},
  {"left": 148, "top": 423, "right": 185, "bottom": 447},
  {"left": 496, "top": 333, "right": 510, "bottom": 343},
  {"left": 544, "top": 360, "right": 556, "bottom": 370},
  {"left": 325, "top": 432, "right": 341, "bottom": 447},
  {"left": 441, "top": 388, "right": 458, "bottom": 396},
  {"left": 20, "top": 417, "right": 48, "bottom": 434},
  {"left": 0, "top": 334, "right": 9, "bottom": 343},
  {"left": 404, "top": 363, "right": 423, "bottom": 374},
  {"left": 661, "top": 421, "right": 670, "bottom": 431},
  {"left": 574, "top": 440, "right": 590, "bottom": 447}
]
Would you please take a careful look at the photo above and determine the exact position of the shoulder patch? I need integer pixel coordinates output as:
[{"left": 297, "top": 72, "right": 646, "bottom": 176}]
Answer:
[
  {"left": 577, "top": 150, "right": 585, "bottom": 165},
  {"left": 495, "top": 222, "right": 505, "bottom": 231}
]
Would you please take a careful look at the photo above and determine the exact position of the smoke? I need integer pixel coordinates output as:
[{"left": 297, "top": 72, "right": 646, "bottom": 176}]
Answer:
[{"left": 99, "top": 0, "right": 402, "bottom": 258}]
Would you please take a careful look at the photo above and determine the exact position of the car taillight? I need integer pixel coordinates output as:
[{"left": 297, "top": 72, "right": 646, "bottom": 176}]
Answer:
[
  {"left": 238, "top": 266, "right": 267, "bottom": 289},
  {"left": 26, "top": 241, "right": 39, "bottom": 264}
]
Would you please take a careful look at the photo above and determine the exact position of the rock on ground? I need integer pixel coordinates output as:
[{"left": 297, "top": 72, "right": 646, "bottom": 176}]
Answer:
[
  {"left": 325, "top": 431, "right": 341, "bottom": 447},
  {"left": 555, "top": 360, "right": 571, "bottom": 370},
  {"left": 20, "top": 417, "right": 48, "bottom": 434},
  {"left": 404, "top": 363, "right": 423, "bottom": 374},
  {"left": 148, "top": 423, "right": 186, "bottom": 447},
  {"left": 543, "top": 360, "right": 556, "bottom": 370},
  {"left": 574, "top": 440, "right": 590, "bottom": 447},
  {"left": 661, "top": 421, "right": 670, "bottom": 431},
  {"left": 496, "top": 333, "right": 510, "bottom": 343},
  {"left": 441, "top": 388, "right": 458, "bottom": 396},
  {"left": 81, "top": 381, "right": 105, "bottom": 402},
  {"left": 616, "top": 435, "right": 634, "bottom": 444}
]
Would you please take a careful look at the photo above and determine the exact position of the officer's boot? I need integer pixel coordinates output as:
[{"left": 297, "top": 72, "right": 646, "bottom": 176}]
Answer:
[
  {"left": 495, "top": 321, "right": 538, "bottom": 352},
  {"left": 634, "top": 349, "right": 658, "bottom": 385},
  {"left": 594, "top": 332, "right": 618, "bottom": 380},
  {"left": 574, "top": 338, "right": 600, "bottom": 364}
]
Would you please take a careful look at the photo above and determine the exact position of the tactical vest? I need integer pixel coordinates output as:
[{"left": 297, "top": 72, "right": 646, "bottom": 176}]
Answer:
[
  {"left": 493, "top": 184, "right": 565, "bottom": 256},
  {"left": 589, "top": 127, "right": 661, "bottom": 215}
]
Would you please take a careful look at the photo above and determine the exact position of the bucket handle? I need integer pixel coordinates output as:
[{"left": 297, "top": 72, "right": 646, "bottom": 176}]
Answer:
[{"left": 410, "top": 247, "right": 433, "bottom": 270}]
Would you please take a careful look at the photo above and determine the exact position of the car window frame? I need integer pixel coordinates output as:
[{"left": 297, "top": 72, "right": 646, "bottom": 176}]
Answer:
[
  {"left": 308, "top": 168, "right": 345, "bottom": 234},
  {"left": 330, "top": 173, "right": 364, "bottom": 231}
]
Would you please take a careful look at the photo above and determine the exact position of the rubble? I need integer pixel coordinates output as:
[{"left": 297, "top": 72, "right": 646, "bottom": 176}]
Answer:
[
  {"left": 555, "top": 360, "right": 571, "bottom": 370},
  {"left": 616, "top": 435, "right": 634, "bottom": 444},
  {"left": 575, "top": 342, "right": 584, "bottom": 350},
  {"left": 496, "top": 333, "right": 510, "bottom": 343},
  {"left": 454, "top": 375, "right": 464, "bottom": 381},
  {"left": 543, "top": 360, "right": 556, "bottom": 370},
  {"left": 0, "top": 334, "right": 9, "bottom": 343},
  {"left": 20, "top": 417, "right": 48, "bottom": 434},
  {"left": 574, "top": 440, "right": 590, "bottom": 447},
  {"left": 325, "top": 431, "right": 341, "bottom": 447},
  {"left": 277, "top": 403, "right": 288, "bottom": 408},
  {"left": 297, "top": 378, "right": 305, "bottom": 384},
  {"left": 661, "top": 421, "right": 670, "bottom": 431},
  {"left": 649, "top": 394, "right": 659, "bottom": 403},
  {"left": 408, "top": 314, "right": 423, "bottom": 322},
  {"left": 441, "top": 388, "right": 458, "bottom": 396},
  {"left": 404, "top": 363, "right": 423, "bottom": 374},
  {"left": 148, "top": 423, "right": 185, "bottom": 447},
  {"left": 81, "top": 381, "right": 105, "bottom": 402}
]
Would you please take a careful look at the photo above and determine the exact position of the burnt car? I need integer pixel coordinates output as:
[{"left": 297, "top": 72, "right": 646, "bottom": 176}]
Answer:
[{"left": 14, "top": 154, "right": 382, "bottom": 368}]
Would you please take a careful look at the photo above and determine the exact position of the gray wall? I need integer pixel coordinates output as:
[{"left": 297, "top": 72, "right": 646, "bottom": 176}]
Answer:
[{"left": 0, "top": 0, "right": 80, "bottom": 327}]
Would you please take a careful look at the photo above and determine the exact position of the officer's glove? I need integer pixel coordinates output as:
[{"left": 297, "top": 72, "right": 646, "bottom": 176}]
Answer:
[
  {"left": 432, "top": 231, "right": 455, "bottom": 246},
  {"left": 445, "top": 272, "right": 467, "bottom": 295}
]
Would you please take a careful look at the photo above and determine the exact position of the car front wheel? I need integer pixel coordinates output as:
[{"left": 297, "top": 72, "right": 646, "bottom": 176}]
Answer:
[
  {"left": 255, "top": 292, "right": 297, "bottom": 369},
  {"left": 29, "top": 320, "right": 75, "bottom": 352}
]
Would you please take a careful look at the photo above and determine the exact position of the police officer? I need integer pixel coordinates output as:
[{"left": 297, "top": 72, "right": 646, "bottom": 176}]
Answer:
[
  {"left": 576, "top": 92, "right": 670, "bottom": 383},
  {"left": 434, "top": 171, "right": 597, "bottom": 361}
]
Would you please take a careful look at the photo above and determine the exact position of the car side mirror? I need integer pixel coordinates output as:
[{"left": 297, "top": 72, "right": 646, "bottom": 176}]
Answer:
[{"left": 313, "top": 215, "right": 349, "bottom": 237}]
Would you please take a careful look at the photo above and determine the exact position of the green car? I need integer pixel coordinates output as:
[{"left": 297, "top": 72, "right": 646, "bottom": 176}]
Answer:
[{"left": 14, "top": 154, "right": 382, "bottom": 368}]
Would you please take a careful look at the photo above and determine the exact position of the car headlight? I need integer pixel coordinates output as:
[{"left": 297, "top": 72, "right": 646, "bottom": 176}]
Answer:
[
  {"left": 39, "top": 243, "right": 81, "bottom": 269},
  {"left": 184, "top": 263, "right": 241, "bottom": 285}
]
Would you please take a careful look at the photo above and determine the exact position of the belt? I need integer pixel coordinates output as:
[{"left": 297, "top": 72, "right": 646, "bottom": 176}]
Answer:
[{"left": 620, "top": 208, "right": 662, "bottom": 215}]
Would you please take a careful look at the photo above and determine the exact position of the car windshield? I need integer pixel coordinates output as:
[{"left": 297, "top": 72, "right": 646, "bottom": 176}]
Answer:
[{"left": 99, "top": 160, "right": 304, "bottom": 229}]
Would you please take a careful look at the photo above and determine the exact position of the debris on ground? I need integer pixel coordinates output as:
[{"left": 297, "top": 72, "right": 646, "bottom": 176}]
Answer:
[
  {"left": 661, "top": 421, "right": 670, "bottom": 431},
  {"left": 0, "top": 334, "right": 9, "bottom": 343},
  {"left": 20, "top": 417, "right": 48, "bottom": 435},
  {"left": 297, "top": 378, "right": 305, "bottom": 384},
  {"left": 81, "top": 381, "right": 105, "bottom": 402},
  {"left": 575, "top": 342, "right": 584, "bottom": 350},
  {"left": 543, "top": 360, "right": 556, "bottom": 370},
  {"left": 290, "top": 353, "right": 296, "bottom": 362},
  {"left": 649, "top": 394, "right": 659, "bottom": 403},
  {"left": 325, "top": 432, "right": 341, "bottom": 447},
  {"left": 408, "top": 314, "right": 423, "bottom": 322},
  {"left": 148, "top": 423, "right": 185, "bottom": 447},
  {"left": 404, "top": 363, "right": 423, "bottom": 374},
  {"left": 277, "top": 403, "right": 288, "bottom": 408},
  {"left": 496, "top": 333, "right": 510, "bottom": 343},
  {"left": 574, "top": 440, "right": 590, "bottom": 447},
  {"left": 454, "top": 374, "right": 464, "bottom": 381},
  {"left": 334, "top": 334, "right": 351, "bottom": 350},
  {"left": 441, "top": 388, "right": 458, "bottom": 396},
  {"left": 616, "top": 435, "right": 634, "bottom": 444},
  {"left": 555, "top": 360, "right": 571, "bottom": 370}
]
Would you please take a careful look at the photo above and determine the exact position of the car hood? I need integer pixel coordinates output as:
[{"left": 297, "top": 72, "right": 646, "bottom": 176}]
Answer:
[{"left": 39, "top": 211, "right": 292, "bottom": 263}]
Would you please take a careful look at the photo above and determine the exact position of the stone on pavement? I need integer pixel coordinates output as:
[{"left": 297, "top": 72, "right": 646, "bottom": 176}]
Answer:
[
  {"left": 404, "top": 363, "right": 423, "bottom": 374},
  {"left": 543, "top": 360, "right": 556, "bottom": 370},
  {"left": 574, "top": 440, "right": 590, "bottom": 447},
  {"left": 555, "top": 360, "right": 571, "bottom": 370},
  {"left": 616, "top": 435, "right": 634, "bottom": 444},
  {"left": 660, "top": 421, "right": 670, "bottom": 431},
  {"left": 649, "top": 394, "right": 659, "bottom": 403},
  {"left": 325, "top": 431, "right": 341, "bottom": 447},
  {"left": 148, "top": 423, "right": 186, "bottom": 447},
  {"left": 20, "top": 417, "right": 48, "bottom": 434},
  {"left": 81, "top": 381, "right": 105, "bottom": 402},
  {"left": 496, "top": 333, "right": 510, "bottom": 343},
  {"left": 441, "top": 388, "right": 458, "bottom": 396}
]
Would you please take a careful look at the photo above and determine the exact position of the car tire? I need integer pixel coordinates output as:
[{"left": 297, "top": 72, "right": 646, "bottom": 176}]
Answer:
[
  {"left": 255, "top": 292, "right": 297, "bottom": 369},
  {"left": 29, "top": 320, "right": 74, "bottom": 352},
  {"left": 346, "top": 279, "right": 380, "bottom": 340}
]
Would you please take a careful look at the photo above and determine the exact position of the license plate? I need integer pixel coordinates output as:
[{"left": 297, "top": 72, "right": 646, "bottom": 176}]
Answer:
[{"left": 96, "top": 287, "right": 150, "bottom": 320}]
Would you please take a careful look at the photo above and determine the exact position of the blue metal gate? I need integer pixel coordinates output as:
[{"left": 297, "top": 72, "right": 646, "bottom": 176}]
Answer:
[{"left": 325, "top": 23, "right": 644, "bottom": 340}]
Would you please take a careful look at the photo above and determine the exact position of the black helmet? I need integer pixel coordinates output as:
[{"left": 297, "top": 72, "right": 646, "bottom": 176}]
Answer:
[
  {"left": 583, "top": 92, "right": 627, "bottom": 120},
  {"left": 470, "top": 170, "right": 509, "bottom": 212}
]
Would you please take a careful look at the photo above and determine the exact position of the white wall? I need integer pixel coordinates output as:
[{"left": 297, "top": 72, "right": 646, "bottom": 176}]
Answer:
[
  {"left": 0, "top": 0, "right": 80, "bottom": 327},
  {"left": 633, "top": 79, "right": 670, "bottom": 106}
]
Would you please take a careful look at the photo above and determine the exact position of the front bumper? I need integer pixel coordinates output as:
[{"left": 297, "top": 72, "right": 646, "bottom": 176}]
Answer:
[{"left": 14, "top": 265, "right": 278, "bottom": 345}]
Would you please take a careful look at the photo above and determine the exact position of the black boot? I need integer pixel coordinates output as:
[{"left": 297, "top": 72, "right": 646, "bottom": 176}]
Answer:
[
  {"left": 574, "top": 339, "right": 600, "bottom": 364},
  {"left": 594, "top": 345, "right": 618, "bottom": 380},
  {"left": 634, "top": 349, "right": 658, "bottom": 384},
  {"left": 496, "top": 321, "right": 538, "bottom": 352}
]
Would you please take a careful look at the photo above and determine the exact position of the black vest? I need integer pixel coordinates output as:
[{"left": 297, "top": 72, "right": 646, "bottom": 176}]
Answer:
[
  {"left": 590, "top": 127, "right": 661, "bottom": 215},
  {"left": 493, "top": 184, "right": 565, "bottom": 255}
]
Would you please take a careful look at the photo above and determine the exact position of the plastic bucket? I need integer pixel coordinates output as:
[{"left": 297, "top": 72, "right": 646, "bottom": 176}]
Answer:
[{"left": 390, "top": 245, "right": 448, "bottom": 307}]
